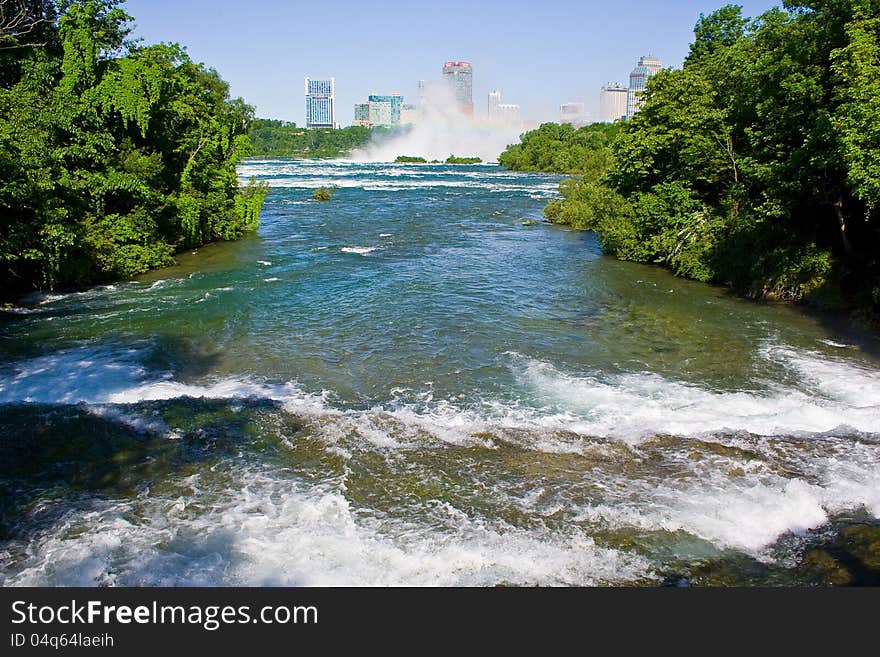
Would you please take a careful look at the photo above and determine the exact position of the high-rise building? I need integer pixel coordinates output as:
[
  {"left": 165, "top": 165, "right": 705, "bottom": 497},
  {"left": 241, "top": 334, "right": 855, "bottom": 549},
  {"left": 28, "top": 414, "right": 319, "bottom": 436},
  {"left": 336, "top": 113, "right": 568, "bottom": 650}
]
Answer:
[
  {"left": 488, "top": 90, "right": 501, "bottom": 117},
  {"left": 600, "top": 82, "right": 628, "bottom": 123},
  {"left": 353, "top": 103, "right": 371, "bottom": 127},
  {"left": 560, "top": 102, "right": 587, "bottom": 126},
  {"left": 417, "top": 80, "right": 427, "bottom": 109},
  {"left": 626, "top": 56, "right": 662, "bottom": 119},
  {"left": 488, "top": 90, "right": 520, "bottom": 124},
  {"left": 367, "top": 94, "right": 403, "bottom": 127},
  {"left": 368, "top": 98, "right": 392, "bottom": 127},
  {"left": 400, "top": 104, "right": 420, "bottom": 126},
  {"left": 305, "top": 77, "right": 335, "bottom": 129},
  {"left": 495, "top": 103, "right": 521, "bottom": 124},
  {"left": 442, "top": 61, "right": 473, "bottom": 115}
]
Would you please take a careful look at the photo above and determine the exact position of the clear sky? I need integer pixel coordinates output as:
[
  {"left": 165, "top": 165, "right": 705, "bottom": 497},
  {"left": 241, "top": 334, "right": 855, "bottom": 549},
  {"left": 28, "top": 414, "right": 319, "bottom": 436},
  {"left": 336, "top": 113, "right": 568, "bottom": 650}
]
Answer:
[{"left": 123, "top": 0, "right": 781, "bottom": 126}]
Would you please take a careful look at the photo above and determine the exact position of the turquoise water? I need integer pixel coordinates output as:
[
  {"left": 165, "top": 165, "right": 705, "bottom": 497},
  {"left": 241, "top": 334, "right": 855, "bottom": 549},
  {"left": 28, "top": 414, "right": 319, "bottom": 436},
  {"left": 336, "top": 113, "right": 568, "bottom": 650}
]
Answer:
[{"left": 1, "top": 160, "right": 879, "bottom": 586}]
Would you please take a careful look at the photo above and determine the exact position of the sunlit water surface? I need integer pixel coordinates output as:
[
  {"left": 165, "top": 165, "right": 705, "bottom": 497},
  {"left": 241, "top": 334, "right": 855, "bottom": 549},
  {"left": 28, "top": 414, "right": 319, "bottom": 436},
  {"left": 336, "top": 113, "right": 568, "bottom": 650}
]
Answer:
[{"left": 1, "top": 160, "right": 879, "bottom": 586}]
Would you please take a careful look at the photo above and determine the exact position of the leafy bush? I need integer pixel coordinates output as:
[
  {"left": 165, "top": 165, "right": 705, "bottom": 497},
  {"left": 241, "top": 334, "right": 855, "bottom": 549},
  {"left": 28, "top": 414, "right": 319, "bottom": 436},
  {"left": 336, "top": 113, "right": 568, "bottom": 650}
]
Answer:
[{"left": 313, "top": 185, "right": 337, "bottom": 201}]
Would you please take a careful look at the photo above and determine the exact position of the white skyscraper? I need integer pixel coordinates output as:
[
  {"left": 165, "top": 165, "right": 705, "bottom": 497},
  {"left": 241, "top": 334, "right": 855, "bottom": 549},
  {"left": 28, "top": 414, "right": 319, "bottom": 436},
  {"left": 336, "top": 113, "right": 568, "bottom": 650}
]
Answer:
[
  {"left": 488, "top": 90, "right": 501, "bottom": 117},
  {"left": 600, "top": 82, "right": 628, "bottom": 123},
  {"left": 488, "top": 90, "right": 520, "bottom": 125},
  {"left": 305, "top": 77, "right": 335, "bottom": 129}
]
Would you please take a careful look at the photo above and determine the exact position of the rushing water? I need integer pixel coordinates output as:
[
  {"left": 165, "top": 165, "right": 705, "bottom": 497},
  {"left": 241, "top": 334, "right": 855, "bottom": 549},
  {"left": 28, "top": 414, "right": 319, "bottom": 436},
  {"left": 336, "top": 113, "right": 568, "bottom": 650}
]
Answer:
[{"left": 1, "top": 160, "right": 879, "bottom": 586}]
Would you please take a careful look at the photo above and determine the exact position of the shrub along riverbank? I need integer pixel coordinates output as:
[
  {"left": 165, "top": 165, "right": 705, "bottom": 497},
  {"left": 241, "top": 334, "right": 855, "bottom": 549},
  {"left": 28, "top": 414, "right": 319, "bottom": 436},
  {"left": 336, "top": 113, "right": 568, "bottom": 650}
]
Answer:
[
  {"left": 0, "top": 0, "right": 268, "bottom": 300},
  {"left": 500, "top": 2, "right": 880, "bottom": 317},
  {"left": 248, "top": 120, "right": 374, "bottom": 159}
]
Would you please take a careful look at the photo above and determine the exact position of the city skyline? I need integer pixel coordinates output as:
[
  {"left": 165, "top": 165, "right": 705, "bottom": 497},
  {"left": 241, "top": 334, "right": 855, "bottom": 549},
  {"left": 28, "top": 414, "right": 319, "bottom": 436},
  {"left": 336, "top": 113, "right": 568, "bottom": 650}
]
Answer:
[{"left": 124, "top": 0, "right": 781, "bottom": 125}]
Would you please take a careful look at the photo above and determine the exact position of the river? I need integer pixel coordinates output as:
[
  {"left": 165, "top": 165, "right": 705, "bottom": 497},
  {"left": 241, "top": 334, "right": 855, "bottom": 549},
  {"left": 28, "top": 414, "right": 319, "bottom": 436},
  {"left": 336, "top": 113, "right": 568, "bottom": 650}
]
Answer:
[{"left": 1, "top": 160, "right": 879, "bottom": 586}]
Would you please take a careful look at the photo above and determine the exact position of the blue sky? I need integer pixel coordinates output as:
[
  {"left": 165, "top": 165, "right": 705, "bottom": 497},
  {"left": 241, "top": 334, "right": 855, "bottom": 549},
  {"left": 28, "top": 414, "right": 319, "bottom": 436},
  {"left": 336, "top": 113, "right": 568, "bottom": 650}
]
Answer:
[{"left": 123, "top": 0, "right": 781, "bottom": 125}]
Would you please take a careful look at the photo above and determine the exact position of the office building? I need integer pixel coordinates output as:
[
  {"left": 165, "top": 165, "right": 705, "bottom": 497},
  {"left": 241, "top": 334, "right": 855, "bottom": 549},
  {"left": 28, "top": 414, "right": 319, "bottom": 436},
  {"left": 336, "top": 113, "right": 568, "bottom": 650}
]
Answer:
[
  {"left": 353, "top": 103, "right": 371, "bottom": 127},
  {"left": 305, "top": 77, "right": 335, "bottom": 129},
  {"left": 367, "top": 93, "right": 403, "bottom": 127},
  {"left": 560, "top": 102, "right": 587, "bottom": 126},
  {"left": 442, "top": 61, "right": 473, "bottom": 115},
  {"left": 400, "top": 104, "right": 420, "bottom": 125},
  {"left": 488, "top": 90, "right": 501, "bottom": 117},
  {"left": 495, "top": 103, "right": 521, "bottom": 124},
  {"left": 487, "top": 90, "right": 520, "bottom": 124},
  {"left": 600, "top": 82, "right": 628, "bottom": 123},
  {"left": 368, "top": 98, "right": 392, "bottom": 127},
  {"left": 626, "top": 56, "right": 662, "bottom": 119}
]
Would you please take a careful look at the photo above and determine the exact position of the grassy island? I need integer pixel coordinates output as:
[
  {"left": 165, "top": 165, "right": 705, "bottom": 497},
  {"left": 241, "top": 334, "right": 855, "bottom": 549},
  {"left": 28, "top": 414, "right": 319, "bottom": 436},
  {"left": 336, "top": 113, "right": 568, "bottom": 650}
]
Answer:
[{"left": 445, "top": 156, "right": 483, "bottom": 165}]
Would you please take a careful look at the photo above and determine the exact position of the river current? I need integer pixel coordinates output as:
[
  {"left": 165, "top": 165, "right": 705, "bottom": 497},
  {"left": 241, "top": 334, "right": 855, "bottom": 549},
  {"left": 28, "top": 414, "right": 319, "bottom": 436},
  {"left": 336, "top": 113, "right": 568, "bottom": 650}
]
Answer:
[{"left": 1, "top": 160, "right": 879, "bottom": 586}]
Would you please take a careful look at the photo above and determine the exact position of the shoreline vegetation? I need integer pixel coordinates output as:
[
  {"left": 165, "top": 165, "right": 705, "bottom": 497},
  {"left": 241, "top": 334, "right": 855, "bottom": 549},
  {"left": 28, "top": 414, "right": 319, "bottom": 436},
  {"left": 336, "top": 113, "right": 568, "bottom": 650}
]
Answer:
[
  {"left": 499, "top": 2, "right": 880, "bottom": 322},
  {"left": 0, "top": 0, "right": 269, "bottom": 302},
  {"left": 248, "top": 120, "right": 374, "bottom": 159},
  {"left": 394, "top": 155, "right": 484, "bottom": 165}
]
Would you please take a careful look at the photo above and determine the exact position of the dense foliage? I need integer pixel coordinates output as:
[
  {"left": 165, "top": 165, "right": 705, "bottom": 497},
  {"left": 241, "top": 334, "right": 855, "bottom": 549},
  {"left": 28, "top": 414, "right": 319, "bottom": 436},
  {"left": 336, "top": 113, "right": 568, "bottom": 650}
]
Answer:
[
  {"left": 0, "top": 0, "right": 268, "bottom": 298},
  {"left": 503, "top": 1, "right": 880, "bottom": 312},
  {"left": 395, "top": 156, "right": 427, "bottom": 163},
  {"left": 248, "top": 120, "right": 373, "bottom": 158},
  {"left": 498, "top": 122, "right": 622, "bottom": 175},
  {"left": 445, "top": 156, "right": 482, "bottom": 165}
]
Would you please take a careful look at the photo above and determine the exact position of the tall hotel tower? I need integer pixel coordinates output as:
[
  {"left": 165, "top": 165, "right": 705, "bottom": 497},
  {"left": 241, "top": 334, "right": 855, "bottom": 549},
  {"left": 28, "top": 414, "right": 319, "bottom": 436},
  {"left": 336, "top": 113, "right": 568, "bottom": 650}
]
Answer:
[
  {"left": 600, "top": 82, "right": 628, "bottom": 123},
  {"left": 488, "top": 90, "right": 501, "bottom": 116},
  {"left": 305, "top": 77, "right": 335, "bottom": 129},
  {"left": 626, "top": 56, "right": 662, "bottom": 119},
  {"left": 442, "top": 61, "right": 473, "bottom": 116}
]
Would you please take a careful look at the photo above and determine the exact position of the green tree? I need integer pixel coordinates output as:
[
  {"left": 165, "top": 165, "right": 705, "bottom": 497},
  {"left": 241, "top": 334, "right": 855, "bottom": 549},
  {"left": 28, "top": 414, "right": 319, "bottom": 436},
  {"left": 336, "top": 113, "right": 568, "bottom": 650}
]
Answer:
[
  {"left": 508, "top": 2, "right": 880, "bottom": 311},
  {"left": 0, "top": 0, "right": 267, "bottom": 297}
]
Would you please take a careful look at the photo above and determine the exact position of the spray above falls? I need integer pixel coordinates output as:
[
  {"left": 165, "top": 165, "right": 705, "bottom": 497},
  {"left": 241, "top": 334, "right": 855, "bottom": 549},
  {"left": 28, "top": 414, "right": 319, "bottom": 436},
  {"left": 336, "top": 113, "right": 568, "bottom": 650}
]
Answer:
[{"left": 350, "top": 82, "right": 526, "bottom": 164}]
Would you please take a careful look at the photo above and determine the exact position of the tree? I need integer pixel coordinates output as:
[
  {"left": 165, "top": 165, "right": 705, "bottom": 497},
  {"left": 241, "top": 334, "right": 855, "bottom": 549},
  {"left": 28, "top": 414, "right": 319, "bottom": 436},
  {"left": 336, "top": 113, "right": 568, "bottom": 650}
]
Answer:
[
  {"left": 505, "top": 1, "right": 880, "bottom": 310},
  {"left": 0, "top": 0, "right": 267, "bottom": 297}
]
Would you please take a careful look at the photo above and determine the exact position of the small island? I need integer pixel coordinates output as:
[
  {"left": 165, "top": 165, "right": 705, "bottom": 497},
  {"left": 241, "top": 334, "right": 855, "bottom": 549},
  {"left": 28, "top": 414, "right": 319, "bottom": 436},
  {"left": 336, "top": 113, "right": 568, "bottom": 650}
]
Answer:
[
  {"left": 393, "top": 155, "right": 483, "bottom": 165},
  {"left": 445, "top": 155, "right": 483, "bottom": 165},
  {"left": 313, "top": 185, "right": 338, "bottom": 201}
]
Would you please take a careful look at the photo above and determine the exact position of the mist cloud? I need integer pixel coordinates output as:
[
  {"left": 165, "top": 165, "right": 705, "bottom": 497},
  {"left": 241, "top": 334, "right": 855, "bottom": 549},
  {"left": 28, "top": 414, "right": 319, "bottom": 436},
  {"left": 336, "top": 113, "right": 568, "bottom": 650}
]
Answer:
[{"left": 349, "top": 82, "right": 525, "bottom": 163}]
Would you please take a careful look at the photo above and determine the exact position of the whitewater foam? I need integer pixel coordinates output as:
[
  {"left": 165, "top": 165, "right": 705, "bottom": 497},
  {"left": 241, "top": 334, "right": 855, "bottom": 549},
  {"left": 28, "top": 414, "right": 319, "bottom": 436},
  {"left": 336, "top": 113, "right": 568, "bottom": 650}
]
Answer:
[
  {"left": 0, "top": 466, "right": 652, "bottom": 586},
  {"left": 1, "top": 341, "right": 879, "bottom": 561},
  {"left": 513, "top": 351, "right": 880, "bottom": 439},
  {"left": 340, "top": 247, "right": 379, "bottom": 255}
]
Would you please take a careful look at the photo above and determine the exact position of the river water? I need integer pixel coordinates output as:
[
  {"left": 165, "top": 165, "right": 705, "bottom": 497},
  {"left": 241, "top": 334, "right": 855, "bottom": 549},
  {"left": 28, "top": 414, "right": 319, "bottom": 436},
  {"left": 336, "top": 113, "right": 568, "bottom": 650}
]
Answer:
[{"left": 1, "top": 160, "right": 879, "bottom": 586}]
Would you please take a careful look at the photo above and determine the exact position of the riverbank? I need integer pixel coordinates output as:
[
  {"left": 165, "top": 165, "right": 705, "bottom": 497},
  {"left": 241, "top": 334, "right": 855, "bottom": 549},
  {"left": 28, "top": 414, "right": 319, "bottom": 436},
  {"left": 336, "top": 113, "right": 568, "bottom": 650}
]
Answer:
[{"left": 499, "top": 3, "right": 880, "bottom": 323}]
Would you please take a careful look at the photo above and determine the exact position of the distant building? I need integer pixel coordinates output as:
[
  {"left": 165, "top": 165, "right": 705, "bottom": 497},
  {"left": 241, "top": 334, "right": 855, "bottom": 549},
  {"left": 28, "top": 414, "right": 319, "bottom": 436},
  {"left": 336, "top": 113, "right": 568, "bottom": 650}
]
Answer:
[
  {"left": 442, "top": 61, "right": 473, "bottom": 115},
  {"left": 626, "top": 56, "right": 662, "bottom": 119},
  {"left": 495, "top": 103, "right": 521, "bottom": 124},
  {"left": 367, "top": 94, "right": 403, "bottom": 127},
  {"left": 305, "top": 77, "right": 335, "bottom": 129},
  {"left": 488, "top": 90, "right": 501, "bottom": 116},
  {"left": 353, "top": 103, "right": 371, "bottom": 127},
  {"left": 400, "top": 104, "right": 420, "bottom": 126},
  {"left": 417, "top": 80, "right": 427, "bottom": 109},
  {"left": 368, "top": 98, "right": 392, "bottom": 127},
  {"left": 487, "top": 90, "right": 520, "bottom": 124},
  {"left": 600, "top": 82, "right": 628, "bottom": 123},
  {"left": 560, "top": 102, "right": 587, "bottom": 126}
]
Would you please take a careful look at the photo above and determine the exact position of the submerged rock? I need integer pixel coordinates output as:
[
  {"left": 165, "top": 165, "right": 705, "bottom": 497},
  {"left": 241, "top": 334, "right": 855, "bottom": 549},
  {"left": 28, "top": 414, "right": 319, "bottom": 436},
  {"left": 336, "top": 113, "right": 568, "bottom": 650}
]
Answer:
[{"left": 799, "top": 524, "right": 880, "bottom": 586}]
